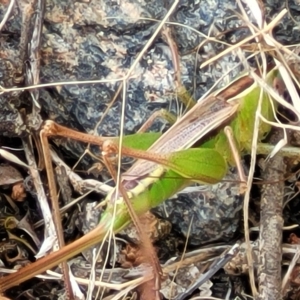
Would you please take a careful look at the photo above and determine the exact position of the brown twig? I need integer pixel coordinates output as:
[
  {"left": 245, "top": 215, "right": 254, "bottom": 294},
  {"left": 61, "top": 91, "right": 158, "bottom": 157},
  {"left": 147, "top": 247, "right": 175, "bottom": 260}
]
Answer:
[{"left": 256, "top": 156, "right": 285, "bottom": 299}]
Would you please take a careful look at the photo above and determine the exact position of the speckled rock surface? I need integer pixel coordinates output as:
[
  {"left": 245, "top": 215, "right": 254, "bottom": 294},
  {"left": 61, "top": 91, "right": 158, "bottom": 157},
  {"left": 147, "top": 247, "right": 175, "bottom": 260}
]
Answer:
[{"left": 0, "top": 1, "right": 299, "bottom": 297}]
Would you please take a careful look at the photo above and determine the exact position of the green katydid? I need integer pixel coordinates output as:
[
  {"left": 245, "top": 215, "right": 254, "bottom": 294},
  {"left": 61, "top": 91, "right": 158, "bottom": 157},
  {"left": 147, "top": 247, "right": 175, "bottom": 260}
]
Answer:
[{"left": 0, "top": 67, "right": 279, "bottom": 292}]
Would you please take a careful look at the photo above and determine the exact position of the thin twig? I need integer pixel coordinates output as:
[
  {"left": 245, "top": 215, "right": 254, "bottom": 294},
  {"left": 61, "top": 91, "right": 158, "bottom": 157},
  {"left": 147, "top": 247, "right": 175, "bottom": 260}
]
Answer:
[
  {"left": 0, "top": 0, "right": 15, "bottom": 32},
  {"left": 21, "top": 136, "right": 57, "bottom": 256}
]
